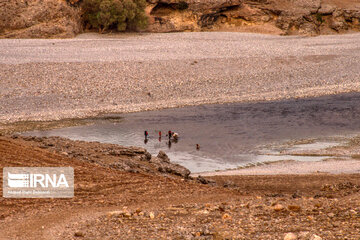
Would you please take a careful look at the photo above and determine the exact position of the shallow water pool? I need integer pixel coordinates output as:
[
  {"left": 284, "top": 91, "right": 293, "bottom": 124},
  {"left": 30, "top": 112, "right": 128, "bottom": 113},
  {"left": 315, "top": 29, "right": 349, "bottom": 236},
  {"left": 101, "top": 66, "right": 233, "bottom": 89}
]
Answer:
[{"left": 23, "top": 93, "right": 360, "bottom": 172}]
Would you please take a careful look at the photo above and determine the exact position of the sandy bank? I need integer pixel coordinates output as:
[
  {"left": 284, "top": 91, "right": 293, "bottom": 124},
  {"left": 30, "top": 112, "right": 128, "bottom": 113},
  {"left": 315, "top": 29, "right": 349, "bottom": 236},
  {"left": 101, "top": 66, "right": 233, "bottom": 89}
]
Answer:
[{"left": 194, "top": 159, "right": 360, "bottom": 176}]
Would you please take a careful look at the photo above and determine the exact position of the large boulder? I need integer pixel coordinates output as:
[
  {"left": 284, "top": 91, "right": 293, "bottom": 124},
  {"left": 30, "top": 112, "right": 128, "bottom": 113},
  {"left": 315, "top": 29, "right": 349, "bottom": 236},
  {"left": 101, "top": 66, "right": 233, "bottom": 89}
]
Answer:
[{"left": 151, "top": 151, "right": 191, "bottom": 178}]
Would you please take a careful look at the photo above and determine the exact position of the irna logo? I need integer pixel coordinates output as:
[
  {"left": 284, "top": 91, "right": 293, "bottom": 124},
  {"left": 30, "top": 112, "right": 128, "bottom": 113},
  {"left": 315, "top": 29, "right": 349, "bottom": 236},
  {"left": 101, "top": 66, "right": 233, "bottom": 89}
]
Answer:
[
  {"left": 7, "top": 172, "right": 69, "bottom": 188},
  {"left": 3, "top": 167, "right": 74, "bottom": 198}
]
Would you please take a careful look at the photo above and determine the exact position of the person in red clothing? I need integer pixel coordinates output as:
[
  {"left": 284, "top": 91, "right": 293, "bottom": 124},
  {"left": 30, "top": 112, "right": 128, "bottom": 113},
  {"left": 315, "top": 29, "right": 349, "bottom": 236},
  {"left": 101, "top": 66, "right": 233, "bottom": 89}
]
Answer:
[
  {"left": 168, "top": 130, "right": 172, "bottom": 140},
  {"left": 144, "top": 130, "right": 149, "bottom": 144}
]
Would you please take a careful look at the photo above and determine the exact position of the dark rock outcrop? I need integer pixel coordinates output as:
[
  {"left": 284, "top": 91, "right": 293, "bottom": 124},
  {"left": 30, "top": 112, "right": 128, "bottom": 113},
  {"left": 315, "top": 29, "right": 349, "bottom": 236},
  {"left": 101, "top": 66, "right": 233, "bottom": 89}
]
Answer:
[
  {"left": 146, "top": 0, "right": 360, "bottom": 35},
  {"left": 16, "top": 135, "right": 191, "bottom": 178},
  {"left": 157, "top": 150, "right": 171, "bottom": 163},
  {"left": 1, "top": 0, "right": 359, "bottom": 38},
  {"left": 152, "top": 151, "right": 190, "bottom": 178}
]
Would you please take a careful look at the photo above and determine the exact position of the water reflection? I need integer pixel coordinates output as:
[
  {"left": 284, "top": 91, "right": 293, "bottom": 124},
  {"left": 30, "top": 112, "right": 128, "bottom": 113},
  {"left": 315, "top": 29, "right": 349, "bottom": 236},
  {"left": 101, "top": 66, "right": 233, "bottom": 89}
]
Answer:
[{"left": 23, "top": 93, "right": 360, "bottom": 172}]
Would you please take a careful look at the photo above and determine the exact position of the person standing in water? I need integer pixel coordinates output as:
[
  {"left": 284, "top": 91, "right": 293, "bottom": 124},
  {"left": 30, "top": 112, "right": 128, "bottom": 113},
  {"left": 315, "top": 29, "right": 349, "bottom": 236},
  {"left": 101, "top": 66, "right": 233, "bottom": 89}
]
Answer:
[{"left": 144, "top": 130, "right": 149, "bottom": 144}]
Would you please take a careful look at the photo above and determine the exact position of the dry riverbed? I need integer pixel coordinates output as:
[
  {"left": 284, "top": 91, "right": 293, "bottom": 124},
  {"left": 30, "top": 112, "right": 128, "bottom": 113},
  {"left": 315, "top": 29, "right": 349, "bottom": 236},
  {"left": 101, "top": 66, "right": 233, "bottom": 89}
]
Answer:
[{"left": 1, "top": 32, "right": 360, "bottom": 124}]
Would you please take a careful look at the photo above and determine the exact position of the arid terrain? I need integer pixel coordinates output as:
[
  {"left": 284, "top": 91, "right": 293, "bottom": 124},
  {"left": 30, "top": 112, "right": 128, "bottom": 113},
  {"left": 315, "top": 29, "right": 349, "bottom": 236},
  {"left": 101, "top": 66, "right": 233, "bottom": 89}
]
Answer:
[
  {"left": 1, "top": 2, "right": 360, "bottom": 238},
  {"left": 1, "top": 32, "right": 360, "bottom": 127},
  {"left": 0, "top": 135, "right": 360, "bottom": 240},
  {"left": 1, "top": 0, "right": 360, "bottom": 38}
]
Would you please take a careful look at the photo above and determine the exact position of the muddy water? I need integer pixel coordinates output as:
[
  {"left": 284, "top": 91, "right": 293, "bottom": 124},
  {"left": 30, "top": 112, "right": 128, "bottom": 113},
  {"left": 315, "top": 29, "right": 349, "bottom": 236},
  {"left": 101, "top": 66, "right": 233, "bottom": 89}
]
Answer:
[{"left": 24, "top": 93, "right": 360, "bottom": 172}]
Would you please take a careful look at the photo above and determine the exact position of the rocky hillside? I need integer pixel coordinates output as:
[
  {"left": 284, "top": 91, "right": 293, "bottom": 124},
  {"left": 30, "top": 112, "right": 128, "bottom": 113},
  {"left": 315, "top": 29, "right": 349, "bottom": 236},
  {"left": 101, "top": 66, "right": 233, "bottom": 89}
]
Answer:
[
  {"left": 147, "top": 0, "right": 360, "bottom": 35},
  {"left": 0, "top": 0, "right": 359, "bottom": 38},
  {"left": 0, "top": 0, "right": 81, "bottom": 38}
]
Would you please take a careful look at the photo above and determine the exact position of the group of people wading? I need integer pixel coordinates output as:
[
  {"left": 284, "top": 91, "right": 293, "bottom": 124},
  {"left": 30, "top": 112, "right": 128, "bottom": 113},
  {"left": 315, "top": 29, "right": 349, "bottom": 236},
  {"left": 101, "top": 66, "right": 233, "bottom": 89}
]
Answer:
[
  {"left": 144, "top": 130, "right": 199, "bottom": 150},
  {"left": 144, "top": 130, "right": 178, "bottom": 141}
]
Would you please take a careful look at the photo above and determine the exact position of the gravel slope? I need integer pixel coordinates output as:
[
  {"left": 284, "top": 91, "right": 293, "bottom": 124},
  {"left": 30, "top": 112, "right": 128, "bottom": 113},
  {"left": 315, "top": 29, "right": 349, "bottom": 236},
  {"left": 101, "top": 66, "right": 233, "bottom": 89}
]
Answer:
[{"left": 1, "top": 32, "right": 360, "bottom": 123}]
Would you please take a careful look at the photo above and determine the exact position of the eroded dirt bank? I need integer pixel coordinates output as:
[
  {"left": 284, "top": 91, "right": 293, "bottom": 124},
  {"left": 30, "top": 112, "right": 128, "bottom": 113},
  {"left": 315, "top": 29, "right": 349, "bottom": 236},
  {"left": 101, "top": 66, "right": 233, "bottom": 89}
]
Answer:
[
  {"left": 147, "top": 0, "right": 360, "bottom": 35},
  {"left": 0, "top": 136, "right": 359, "bottom": 239}
]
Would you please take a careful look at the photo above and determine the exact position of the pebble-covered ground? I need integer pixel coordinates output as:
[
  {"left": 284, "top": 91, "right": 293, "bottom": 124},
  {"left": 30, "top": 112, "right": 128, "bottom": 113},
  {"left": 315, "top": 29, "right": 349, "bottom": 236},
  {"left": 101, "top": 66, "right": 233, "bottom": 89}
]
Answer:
[
  {"left": 1, "top": 32, "right": 360, "bottom": 123},
  {"left": 1, "top": 136, "right": 359, "bottom": 240}
]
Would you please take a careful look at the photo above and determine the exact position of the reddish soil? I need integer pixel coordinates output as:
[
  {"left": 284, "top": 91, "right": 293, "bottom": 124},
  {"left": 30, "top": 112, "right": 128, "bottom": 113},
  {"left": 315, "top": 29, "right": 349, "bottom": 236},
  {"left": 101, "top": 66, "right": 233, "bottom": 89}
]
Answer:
[{"left": 0, "top": 136, "right": 359, "bottom": 239}]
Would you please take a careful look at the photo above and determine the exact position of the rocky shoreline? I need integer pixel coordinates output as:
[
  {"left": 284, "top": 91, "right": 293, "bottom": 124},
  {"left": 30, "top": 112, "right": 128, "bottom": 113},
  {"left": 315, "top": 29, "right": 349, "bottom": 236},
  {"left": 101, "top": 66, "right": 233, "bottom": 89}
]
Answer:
[
  {"left": 12, "top": 135, "right": 192, "bottom": 179},
  {"left": 0, "top": 135, "right": 359, "bottom": 239}
]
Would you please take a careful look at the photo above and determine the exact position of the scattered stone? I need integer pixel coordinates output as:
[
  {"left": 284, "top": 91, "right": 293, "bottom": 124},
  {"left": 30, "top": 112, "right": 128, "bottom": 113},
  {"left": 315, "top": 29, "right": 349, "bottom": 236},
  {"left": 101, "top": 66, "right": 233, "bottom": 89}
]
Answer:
[
  {"left": 149, "top": 212, "right": 155, "bottom": 219},
  {"left": 199, "top": 210, "right": 209, "bottom": 215},
  {"left": 273, "top": 204, "right": 285, "bottom": 212},
  {"left": 74, "top": 232, "right": 85, "bottom": 237},
  {"left": 142, "top": 151, "right": 152, "bottom": 161},
  {"left": 61, "top": 151, "right": 69, "bottom": 156},
  {"left": 197, "top": 175, "right": 209, "bottom": 184},
  {"left": 266, "top": 193, "right": 285, "bottom": 197},
  {"left": 284, "top": 232, "right": 297, "bottom": 240},
  {"left": 298, "top": 231, "right": 311, "bottom": 239},
  {"left": 288, "top": 205, "right": 301, "bottom": 212},
  {"left": 223, "top": 181, "right": 236, "bottom": 188},
  {"left": 222, "top": 213, "right": 232, "bottom": 221},
  {"left": 196, "top": 175, "right": 215, "bottom": 185},
  {"left": 123, "top": 211, "right": 132, "bottom": 218},
  {"left": 292, "top": 192, "right": 302, "bottom": 198},
  {"left": 318, "top": 4, "right": 336, "bottom": 15},
  {"left": 107, "top": 210, "right": 123, "bottom": 218},
  {"left": 310, "top": 234, "right": 322, "bottom": 240}
]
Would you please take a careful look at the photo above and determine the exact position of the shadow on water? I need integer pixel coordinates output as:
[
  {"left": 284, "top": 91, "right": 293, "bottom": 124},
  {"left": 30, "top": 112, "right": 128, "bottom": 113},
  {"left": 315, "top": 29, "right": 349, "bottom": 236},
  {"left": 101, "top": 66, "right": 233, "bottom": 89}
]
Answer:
[{"left": 23, "top": 93, "right": 360, "bottom": 172}]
